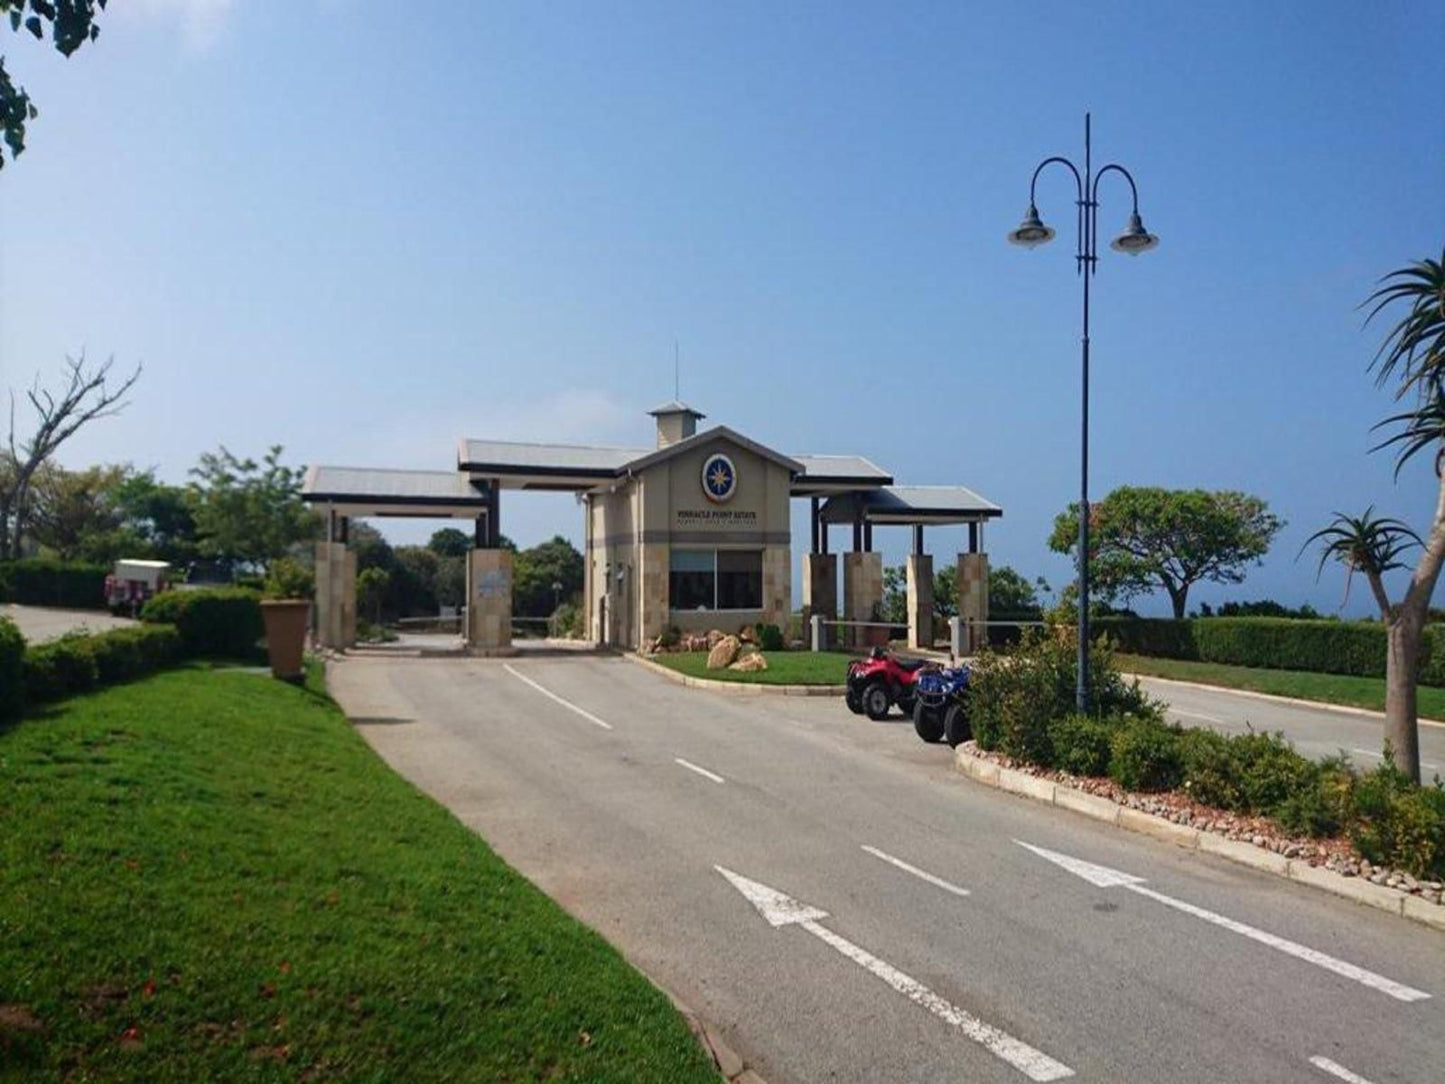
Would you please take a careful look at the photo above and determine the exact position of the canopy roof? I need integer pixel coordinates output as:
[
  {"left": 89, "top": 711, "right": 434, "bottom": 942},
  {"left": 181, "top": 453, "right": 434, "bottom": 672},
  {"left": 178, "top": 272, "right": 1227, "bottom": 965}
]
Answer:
[
  {"left": 819, "top": 485, "right": 1002, "bottom": 526},
  {"left": 302, "top": 466, "right": 490, "bottom": 519}
]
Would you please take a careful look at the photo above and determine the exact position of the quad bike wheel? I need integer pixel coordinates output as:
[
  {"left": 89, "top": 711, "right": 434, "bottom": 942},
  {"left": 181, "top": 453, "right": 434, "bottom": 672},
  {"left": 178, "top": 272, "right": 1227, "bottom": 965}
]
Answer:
[
  {"left": 943, "top": 701, "right": 971, "bottom": 747},
  {"left": 912, "top": 698, "right": 944, "bottom": 743},
  {"left": 862, "top": 681, "right": 892, "bottom": 721},
  {"left": 845, "top": 687, "right": 864, "bottom": 715},
  {"left": 898, "top": 692, "right": 916, "bottom": 717}
]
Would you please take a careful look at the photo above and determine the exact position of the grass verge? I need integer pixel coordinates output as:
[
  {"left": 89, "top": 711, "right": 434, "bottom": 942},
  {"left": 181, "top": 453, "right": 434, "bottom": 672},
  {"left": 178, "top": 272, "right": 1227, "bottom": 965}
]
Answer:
[
  {"left": 1117, "top": 653, "right": 1445, "bottom": 720},
  {"left": 0, "top": 663, "right": 719, "bottom": 1082},
  {"left": 650, "top": 649, "right": 855, "bottom": 685}
]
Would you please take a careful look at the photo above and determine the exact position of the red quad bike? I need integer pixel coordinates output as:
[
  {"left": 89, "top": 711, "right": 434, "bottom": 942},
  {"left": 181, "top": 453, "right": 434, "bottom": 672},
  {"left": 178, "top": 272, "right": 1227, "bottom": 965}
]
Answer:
[{"left": 845, "top": 647, "right": 935, "bottom": 721}]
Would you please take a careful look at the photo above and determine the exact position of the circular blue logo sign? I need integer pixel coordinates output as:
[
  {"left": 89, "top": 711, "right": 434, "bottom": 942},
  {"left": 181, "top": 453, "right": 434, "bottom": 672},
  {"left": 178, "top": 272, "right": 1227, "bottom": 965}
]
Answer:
[{"left": 701, "top": 453, "right": 737, "bottom": 504}]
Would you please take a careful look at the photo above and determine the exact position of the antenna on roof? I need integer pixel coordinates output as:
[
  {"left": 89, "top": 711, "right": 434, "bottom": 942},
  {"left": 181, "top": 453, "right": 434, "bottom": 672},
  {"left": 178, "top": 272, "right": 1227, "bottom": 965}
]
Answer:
[{"left": 674, "top": 339, "right": 680, "bottom": 400}]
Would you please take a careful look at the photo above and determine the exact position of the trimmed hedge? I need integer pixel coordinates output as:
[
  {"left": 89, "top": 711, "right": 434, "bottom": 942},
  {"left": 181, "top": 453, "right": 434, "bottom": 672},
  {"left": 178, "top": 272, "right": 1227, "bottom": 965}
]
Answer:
[
  {"left": 0, "top": 616, "right": 23, "bottom": 721},
  {"left": 22, "top": 625, "right": 184, "bottom": 704},
  {"left": 0, "top": 558, "right": 108, "bottom": 609},
  {"left": 140, "top": 587, "right": 265, "bottom": 659},
  {"left": 1093, "top": 616, "right": 1445, "bottom": 687}
]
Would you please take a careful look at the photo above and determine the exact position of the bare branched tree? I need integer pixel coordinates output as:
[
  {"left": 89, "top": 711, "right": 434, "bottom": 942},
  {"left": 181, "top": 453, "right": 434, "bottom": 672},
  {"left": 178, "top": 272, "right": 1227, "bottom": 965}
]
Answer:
[{"left": 1, "top": 352, "right": 141, "bottom": 560}]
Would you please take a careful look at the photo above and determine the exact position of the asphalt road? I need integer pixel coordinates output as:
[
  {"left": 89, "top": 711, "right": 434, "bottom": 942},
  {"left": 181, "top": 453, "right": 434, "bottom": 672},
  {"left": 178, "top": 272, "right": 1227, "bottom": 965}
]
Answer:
[
  {"left": 328, "top": 652, "right": 1444, "bottom": 1084},
  {"left": 1, "top": 603, "right": 135, "bottom": 643},
  {"left": 1139, "top": 675, "right": 1445, "bottom": 778}
]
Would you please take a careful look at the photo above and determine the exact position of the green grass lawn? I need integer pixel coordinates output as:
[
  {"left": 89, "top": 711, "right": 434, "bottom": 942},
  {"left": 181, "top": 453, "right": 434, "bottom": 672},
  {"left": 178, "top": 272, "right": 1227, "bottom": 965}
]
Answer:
[
  {"left": 1116, "top": 653, "right": 1445, "bottom": 719},
  {"left": 0, "top": 665, "right": 718, "bottom": 1083},
  {"left": 650, "top": 650, "right": 855, "bottom": 685}
]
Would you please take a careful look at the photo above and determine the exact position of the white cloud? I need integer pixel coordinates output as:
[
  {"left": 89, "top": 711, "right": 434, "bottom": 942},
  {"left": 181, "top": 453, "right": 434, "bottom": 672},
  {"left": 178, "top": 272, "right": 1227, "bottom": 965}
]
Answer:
[{"left": 130, "top": 0, "right": 236, "bottom": 52}]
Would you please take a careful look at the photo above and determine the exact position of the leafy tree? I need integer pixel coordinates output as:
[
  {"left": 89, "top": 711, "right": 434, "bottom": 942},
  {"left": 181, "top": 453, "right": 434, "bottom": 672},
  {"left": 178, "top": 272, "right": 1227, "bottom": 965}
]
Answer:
[
  {"left": 187, "top": 445, "right": 318, "bottom": 573},
  {"left": 356, "top": 567, "right": 390, "bottom": 626},
  {"left": 1305, "top": 250, "right": 1445, "bottom": 782},
  {"left": 989, "top": 565, "right": 1048, "bottom": 617},
  {"left": 434, "top": 555, "right": 466, "bottom": 610},
  {"left": 428, "top": 527, "right": 472, "bottom": 558},
  {"left": 512, "top": 536, "right": 583, "bottom": 618},
  {"left": 26, "top": 461, "right": 129, "bottom": 560},
  {"left": 110, "top": 470, "right": 199, "bottom": 565},
  {"left": 1049, "top": 486, "right": 1283, "bottom": 619},
  {"left": 1, "top": 0, "right": 107, "bottom": 168},
  {"left": 880, "top": 565, "right": 907, "bottom": 624},
  {"left": 393, "top": 546, "right": 441, "bottom": 617},
  {"left": 348, "top": 522, "right": 394, "bottom": 574}
]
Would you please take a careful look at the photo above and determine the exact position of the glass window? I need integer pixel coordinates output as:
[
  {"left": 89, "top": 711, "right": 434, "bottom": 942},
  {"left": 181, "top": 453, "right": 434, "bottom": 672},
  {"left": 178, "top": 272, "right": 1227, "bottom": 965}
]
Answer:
[
  {"left": 717, "top": 550, "right": 762, "bottom": 610},
  {"left": 670, "top": 548, "right": 715, "bottom": 611}
]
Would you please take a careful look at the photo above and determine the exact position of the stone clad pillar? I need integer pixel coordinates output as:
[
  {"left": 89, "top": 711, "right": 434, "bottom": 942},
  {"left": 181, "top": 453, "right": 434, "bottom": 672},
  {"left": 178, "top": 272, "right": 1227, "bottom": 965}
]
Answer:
[
  {"left": 761, "top": 545, "right": 791, "bottom": 631},
  {"left": 467, "top": 548, "right": 514, "bottom": 655},
  {"left": 315, "top": 541, "right": 356, "bottom": 649},
  {"left": 906, "top": 553, "right": 934, "bottom": 650},
  {"left": 957, "top": 552, "right": 989, "bottom": 656},
  {"left": 801, "top": 553, "right": 837, "bottom": 649},
  {"left": 842, "top": 552, "right": 883, "bottom": 649}
]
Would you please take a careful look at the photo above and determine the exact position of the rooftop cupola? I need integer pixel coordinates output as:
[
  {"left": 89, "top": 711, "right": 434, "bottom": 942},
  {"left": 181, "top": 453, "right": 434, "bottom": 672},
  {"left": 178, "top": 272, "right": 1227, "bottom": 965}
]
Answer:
[{"left": 647, "top": 400, "right": 706, "bottom": 449}]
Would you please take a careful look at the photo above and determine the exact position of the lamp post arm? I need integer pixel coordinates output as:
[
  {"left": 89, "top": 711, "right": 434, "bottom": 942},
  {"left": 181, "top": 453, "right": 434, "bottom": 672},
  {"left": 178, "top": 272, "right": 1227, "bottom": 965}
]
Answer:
[
  {"left": 1028, "top": 156, "right": 1085, "bottom": 268},
  {"left": 1028, "top": 156, "right": 1084, "bottom": 205},
  {"left": 1090, "top": 163, "right": 1141, "bottom": 212}
]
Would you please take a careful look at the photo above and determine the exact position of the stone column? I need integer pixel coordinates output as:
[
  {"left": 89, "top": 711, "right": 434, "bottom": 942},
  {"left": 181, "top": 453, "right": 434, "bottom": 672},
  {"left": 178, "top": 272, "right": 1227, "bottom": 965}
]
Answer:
[
  {"left": 957, "top": 552, "right": 989, "bottom": 656},
  {"left": 467, "top": 547, "right": 514, "bottom": 655},
  {"left": 801, "top": 552, "right": 838, "bottom": 649},
  {"left": 842, "top": 551, "right": 883, "bottom": 649},
  {"left": 906, "top": 553, "right": 934, "bottom": 650},
  {"left": 761, "top": 545, "right": 791, "bottom": 632},
  {"left": 314, "top": 541, "right": 356, "bottom": 649},
  {"left": 638, "top": 543, "right": 669, "bottom": 652}
]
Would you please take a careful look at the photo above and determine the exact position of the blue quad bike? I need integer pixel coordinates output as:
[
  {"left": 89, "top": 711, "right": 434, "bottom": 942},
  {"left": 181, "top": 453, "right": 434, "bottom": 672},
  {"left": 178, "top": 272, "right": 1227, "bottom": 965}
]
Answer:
[{"left": 911, "top": 666, "right": 971, "bottom": 746}]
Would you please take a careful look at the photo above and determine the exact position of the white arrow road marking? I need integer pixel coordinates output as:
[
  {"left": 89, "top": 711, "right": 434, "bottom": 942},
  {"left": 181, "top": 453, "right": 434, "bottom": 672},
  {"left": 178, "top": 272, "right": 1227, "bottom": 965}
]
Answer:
[
  {"left": 862, "top": 845, "right": 971, "bottom": 897},
  {"left": 1017, "top": 842, "right": 1430, "bottom": 1003},
  {"left": 675, "top": 757, "right": 725, "bottom": 783},
  {"left": 503, "top": 665, "right": 613, "bottom": 729},
  {"left": 1308, "top": 1055, "right": 1377, "bottom": 1083},
  {"left": 716, "top": 866, "right": 1073, "bottom": 1081}
]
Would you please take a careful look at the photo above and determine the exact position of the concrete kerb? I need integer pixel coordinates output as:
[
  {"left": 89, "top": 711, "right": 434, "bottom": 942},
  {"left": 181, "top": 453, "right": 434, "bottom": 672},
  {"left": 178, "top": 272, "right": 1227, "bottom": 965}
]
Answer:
[
  {"left": 953, "top": 745, "right": 1445, "bottom": 933},
  {"left": 661, "top": 984, "right": 765, "bottom": 1083},
  {"left": 626, "top": 652, "right": 846, "bottom": 697}
]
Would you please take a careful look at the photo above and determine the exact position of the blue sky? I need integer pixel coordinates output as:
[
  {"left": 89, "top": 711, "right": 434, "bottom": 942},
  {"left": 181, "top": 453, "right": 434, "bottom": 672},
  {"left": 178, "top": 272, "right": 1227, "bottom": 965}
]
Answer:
[{"left": 1, "top": 2, "right": 1442, "bottom": 615}]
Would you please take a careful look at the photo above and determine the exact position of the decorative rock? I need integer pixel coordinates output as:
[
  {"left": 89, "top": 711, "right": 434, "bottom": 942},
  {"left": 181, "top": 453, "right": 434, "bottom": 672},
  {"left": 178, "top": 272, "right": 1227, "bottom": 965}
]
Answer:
[
  {"left": 707, "top": 635, "right": 741, "bottom": 670},
  {"left": 729, "top": 652, "right": 768, "bottom": 673},
  {"left": 706, "top": 629, "right": 725, "bottom": 648}
]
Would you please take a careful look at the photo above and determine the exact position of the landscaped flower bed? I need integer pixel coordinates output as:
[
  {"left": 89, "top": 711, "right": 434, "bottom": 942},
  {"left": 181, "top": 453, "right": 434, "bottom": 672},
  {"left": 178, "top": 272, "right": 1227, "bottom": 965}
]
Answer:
[{"left": 968, "top": 632, "right": 1445, "bottom": 892}]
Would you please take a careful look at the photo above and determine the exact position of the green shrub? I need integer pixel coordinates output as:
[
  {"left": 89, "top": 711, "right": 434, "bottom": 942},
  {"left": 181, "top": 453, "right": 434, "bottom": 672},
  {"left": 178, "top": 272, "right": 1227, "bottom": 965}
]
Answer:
[
  {"left": 549, "top": 602, "right": 582, "bottom": 639},
  {"left": 88, "top": 625, "right": 183, "bottom": 684},
  {"left": 0, "top": 616, "right": 23, "bottom": 721},
  {"left": 23, "top": 635, "right": 99, "bottom": 703},
  {"left": 1177, "top": 729, "right": 1246, "bottom": 810},
  {"left": 1273, "top": 757, "right": 1352, "bottom": 839},
  {"left": 1047, "top": 713, "right": 1117, "bottom": 777},
  {"left": 141, "top": 588, "right": 264, "bottom": 658},
  {"left": 263, "top": 557, "right": 315, "bottom": 600},
  {"left": 0, "top": 558, "right": 108, "bottom": 609},
  {"left": 1349, "top": 761, "right": 1445, "bottom": 878},
  {"left": 1227, "top": 731, "right": 1318, "bottom": 815},
  {"left": 1109, "top": 718, "right": 1183, "bottom": 792},
  {"left": 970, "top": 631, "right": 1163, "bottom": 765},
  {"left": 756, "top": 623, "right": 785, "bottom": 652}
]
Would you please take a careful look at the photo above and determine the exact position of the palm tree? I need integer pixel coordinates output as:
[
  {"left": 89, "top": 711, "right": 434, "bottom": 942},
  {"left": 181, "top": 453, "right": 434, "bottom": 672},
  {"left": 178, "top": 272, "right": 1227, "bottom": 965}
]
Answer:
[
  {"left": 1317, "top": 250, "right": 1445, "bottom": 783},
  {"left": 1302, "top": 508, "right": 1420, "bottom": 619}
]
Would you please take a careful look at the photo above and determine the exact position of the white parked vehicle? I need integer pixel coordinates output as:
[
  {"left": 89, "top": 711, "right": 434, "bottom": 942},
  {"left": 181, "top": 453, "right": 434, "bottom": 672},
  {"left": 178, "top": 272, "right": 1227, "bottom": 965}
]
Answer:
[{"left": 104, "top": 559, "right": 172, "bottom": 616}]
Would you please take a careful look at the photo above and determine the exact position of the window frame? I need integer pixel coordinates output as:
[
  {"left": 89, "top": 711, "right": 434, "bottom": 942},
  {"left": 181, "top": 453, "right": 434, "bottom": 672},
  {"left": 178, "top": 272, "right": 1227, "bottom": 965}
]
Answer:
[{"left": 668, "top": 547, "right": 764, "bottom": 613}]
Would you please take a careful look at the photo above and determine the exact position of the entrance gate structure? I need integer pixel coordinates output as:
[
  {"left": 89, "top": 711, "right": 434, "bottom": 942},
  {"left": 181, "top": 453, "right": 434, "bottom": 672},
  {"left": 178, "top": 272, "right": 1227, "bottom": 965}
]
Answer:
[{"left": 302, "top": 401, "right": 1003, "bottom": 656}]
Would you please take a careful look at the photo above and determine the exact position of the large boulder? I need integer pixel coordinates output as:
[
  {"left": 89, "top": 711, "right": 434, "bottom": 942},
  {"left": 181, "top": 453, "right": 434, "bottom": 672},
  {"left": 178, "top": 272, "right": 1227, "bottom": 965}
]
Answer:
[
  {"left": 706, "top": 628, "right": 726, "bottom": 648},
  {"left": 707, "top": 635, "right": 741, "bottom": 670},
  {"left": 730, "top": 652, "right": 768, "bottom": 672}
]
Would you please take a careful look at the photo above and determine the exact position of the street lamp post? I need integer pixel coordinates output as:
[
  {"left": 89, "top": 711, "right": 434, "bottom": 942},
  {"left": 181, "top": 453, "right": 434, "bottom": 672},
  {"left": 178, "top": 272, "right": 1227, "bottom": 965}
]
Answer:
[{"left": 1008, "top": 113, "right": 1158, "bottom": 712}]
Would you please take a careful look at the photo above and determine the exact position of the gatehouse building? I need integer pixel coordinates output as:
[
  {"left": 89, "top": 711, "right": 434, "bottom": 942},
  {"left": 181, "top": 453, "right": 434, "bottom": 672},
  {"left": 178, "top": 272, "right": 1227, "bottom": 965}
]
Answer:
[{"left": 301, "top": 401, "right": 1001, "bottom": 654}]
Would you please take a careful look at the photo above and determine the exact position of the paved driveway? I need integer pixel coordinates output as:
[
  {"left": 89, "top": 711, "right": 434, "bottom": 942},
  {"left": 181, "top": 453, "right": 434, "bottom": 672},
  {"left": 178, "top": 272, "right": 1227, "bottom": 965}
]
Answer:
[
  {"left": 2, "top": 603, "right": 135, "bottom": 643},
  {"left": 327, "top": 653, "right": 1443, "bottom": 1084},
  {"left": 1140, "top": 675, "right": 1445, "bottom": 776}
]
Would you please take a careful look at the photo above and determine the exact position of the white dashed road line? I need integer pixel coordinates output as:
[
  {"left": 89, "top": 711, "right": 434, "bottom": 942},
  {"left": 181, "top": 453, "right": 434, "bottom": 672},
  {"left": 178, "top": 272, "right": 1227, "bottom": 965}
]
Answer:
[
  {"left": 502, "top": 665, "right": 614, "bottom": 730},
  {"left": 1019, "top": 842, "right": 1431, "bottom": 1003},
  {"left": 862, "top": 845, "right": 971, "bottom": 897},
  {"left": 1170, "top": 708, "right": 1227, "bottom": 725},
  {"left": 1351, "top": 747, "right": 1441, "bottom": 773},
  {"left": 675, "top": 757, "right": 725, "bottom": 784},
  {"left": 1308, "top": 1055, "right": 1377, "bottom": 1084}
]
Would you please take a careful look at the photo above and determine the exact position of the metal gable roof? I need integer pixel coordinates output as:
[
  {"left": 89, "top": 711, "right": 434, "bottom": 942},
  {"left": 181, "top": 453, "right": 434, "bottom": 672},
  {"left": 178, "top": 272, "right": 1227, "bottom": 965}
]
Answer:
[{"left": 302, "top": 466, "right": 490, "bottom": 507}]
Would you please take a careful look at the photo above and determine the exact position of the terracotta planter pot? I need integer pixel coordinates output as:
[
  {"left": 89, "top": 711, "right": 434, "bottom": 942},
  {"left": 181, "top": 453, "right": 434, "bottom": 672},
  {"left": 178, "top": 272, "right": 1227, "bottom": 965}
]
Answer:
[{"left": 260, "top": 599, "right": 311, "bottom": 681}]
